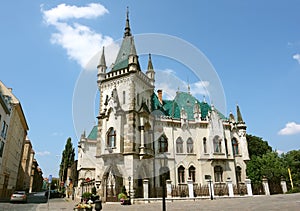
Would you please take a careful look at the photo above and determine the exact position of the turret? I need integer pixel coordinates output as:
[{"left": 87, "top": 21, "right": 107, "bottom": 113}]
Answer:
[
  {"left": 97, "top": 47, "right": 107, "bottom": 84},
  {"left": 128, "top": 37, "right": 138, "bottom": 71},
  {"left": 236, "top": 104, "right": 246, "bottom": 130},
  {"left": 146, "top": 53, "right": 155, "bottom": 85}
]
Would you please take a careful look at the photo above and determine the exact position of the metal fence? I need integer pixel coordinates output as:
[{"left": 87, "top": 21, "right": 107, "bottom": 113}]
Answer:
[
  {"left": 193, "top": 184, "right": 210, "bottom": 197},
  {"left": 214, "top": 183, "right": 229, "bottom": 196},
  {"left": 171, "top": 184, "right": 188, "bottom": 197}
]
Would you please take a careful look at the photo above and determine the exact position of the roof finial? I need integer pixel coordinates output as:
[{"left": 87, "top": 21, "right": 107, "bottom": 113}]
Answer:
[
  {"left": 126, "top": 6, "right": 129, "bottom": 19},
  {"left": 147, "top": 53, "right": 153, "bottom": 70},
  {"left": 124, "top": 6, "right": 132, "bottom": 37}
]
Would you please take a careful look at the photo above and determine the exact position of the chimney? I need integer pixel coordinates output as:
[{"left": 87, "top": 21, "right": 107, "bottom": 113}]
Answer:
[{"left": 157, "top": 89, "right": 163, "bottom": 104}]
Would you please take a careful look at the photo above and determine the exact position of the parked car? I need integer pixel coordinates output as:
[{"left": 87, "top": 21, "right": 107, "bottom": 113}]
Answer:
[
  {"left": 50, "top": 190, "right": 65, "bottom": 198},
  {"left": 27, "top": 191, "right": 48, "bottom": 203},
  {"left": 10, "top": 191, "right": 27, "bottom": 203}
]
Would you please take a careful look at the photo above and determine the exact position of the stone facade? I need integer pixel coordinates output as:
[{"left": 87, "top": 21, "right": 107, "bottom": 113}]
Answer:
[
  {"left": 0, "top": 87, "right": 11, "bottom": 198},
  {"left": 77, "top": 12, "right": 250, "bottom": 202},
  {"left": 0, "top": 81, "right": 29, "bottom": 198},
  {"left": 16, "top": 137, "right": 35, "bottom": 192}
]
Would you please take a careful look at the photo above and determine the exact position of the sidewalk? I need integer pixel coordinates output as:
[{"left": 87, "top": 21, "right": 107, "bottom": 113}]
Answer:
[{"left": 36, "top": 197, "right": 81, "bottom": 211}]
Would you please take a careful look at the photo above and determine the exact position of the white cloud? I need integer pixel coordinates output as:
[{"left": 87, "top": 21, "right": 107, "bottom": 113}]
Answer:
[
  {"left": 190, "top": 81, "right": 209, "bottom": 96},
  {"left": 155, "top": 69, "right": 209, "bottom": 100},
  {"left": 36, "top": 151, "right": 51, "bottom": 156},
  {"left": 278, "top": 122, "right": 300, "bottom": 135},
  {"left": 41, "top": 3, "right": 116, "bottom": 68},
  {"left": 42, "top": 3, "right": 108, "bottom": 25},
  {"left": 292, "top": 54, "right": 300, "bottom": 64}
]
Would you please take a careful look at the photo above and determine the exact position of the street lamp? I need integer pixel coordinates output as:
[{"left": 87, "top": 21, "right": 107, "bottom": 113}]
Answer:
[
  {"left": 162, "top": 173, "right": 166, "bottom": 211},
  {"left": 128, "top": 176, "right": 131, "bottom": 200},
  {"left": 161, "top": 154, "right": 168, "bottom": 211}
]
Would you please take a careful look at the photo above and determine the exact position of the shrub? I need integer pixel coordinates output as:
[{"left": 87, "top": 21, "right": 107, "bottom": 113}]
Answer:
[
  {"left": 82, "top": 192, "right": 92, "bottom": 200},
  {"left": 286, "top": 187, "right": 300, "bottom": 194}
]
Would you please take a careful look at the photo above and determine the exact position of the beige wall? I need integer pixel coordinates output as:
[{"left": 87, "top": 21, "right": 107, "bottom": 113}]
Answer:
[{"left": 0, "top": 82, "right": 29, "bottom": 198}]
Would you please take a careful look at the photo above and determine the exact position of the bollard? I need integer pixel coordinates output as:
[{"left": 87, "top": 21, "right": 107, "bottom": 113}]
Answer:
[{"left": 94, "top": 200, "right": 102, "bottom": 211}]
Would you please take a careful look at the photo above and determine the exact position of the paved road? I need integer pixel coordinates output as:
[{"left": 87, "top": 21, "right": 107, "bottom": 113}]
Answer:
[
  {"left": 103, "top": 194, "right": 300, "bottom": 211},
  {"left": 1, "top": 193, "right": 299, "bottom": 211}
]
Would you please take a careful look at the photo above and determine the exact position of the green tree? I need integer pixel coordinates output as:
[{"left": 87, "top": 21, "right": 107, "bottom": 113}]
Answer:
[
  {"left": 59, "top": 137, "right": 75, "bottom": 184},
  {"left": 282, "top": 150, "right": 300, "bottom": 189},
  {"left": 246, "top": 151, "right": 286, "bottom": 190},
  {"left": 247, "top": 134, "right": 272, "bottom": 158}
]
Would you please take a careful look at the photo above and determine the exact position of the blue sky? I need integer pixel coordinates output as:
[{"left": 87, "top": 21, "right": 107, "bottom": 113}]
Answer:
[{"left": 1, "top": 0, "right": 300, "bottom": 178}]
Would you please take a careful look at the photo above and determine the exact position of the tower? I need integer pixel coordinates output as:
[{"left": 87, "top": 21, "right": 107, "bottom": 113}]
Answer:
[
  {"left": 146, "top": 54, "right": 155, "bottom": 86},
  {"left": 97, "top": 47, "right": 107, "bottom": 85},
  {"left": 95, "top": 8, "right": 155, "bottom": 202}
]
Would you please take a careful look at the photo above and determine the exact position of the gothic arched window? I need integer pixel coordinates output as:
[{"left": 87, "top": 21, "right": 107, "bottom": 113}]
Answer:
[
  {"left": 236, "top": 166, "right": 242, "bottom": 183},
  {"left": 232, "top": 138, "right": 239, "bottom": 156},
  {"left": 176, "top": 137, "right": 183, "bottom": 153},
  {"left": 187, "top": 138, "right": 194, "bottom": 153},
  {"left": 178, "top": 166, "right": 185, "bottom": 183},
  {"left": 188, "top": 166, "right": 196, "bottom": 182},
  {"left": 159, "top": 135, "right": 168, "bottom": 153},
  {"left": 214, "top": 166, "right": 223, "bottom": 182},
  {"left": 107, "top": 127, "right": 116, "bottom": 148},
  {"left": 213, "top": 135, "right": 222, "bottom": 153}
]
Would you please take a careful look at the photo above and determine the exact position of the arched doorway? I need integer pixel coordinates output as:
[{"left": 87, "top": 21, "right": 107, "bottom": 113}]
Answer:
[{"left": 103, "top": 166, "right": 123, "bottom": 202}]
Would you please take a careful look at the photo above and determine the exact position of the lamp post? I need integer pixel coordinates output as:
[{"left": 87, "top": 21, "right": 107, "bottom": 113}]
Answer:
[
  {"left": 162, "top": 173, "right": 166, "bottom": 211},
  {"left": 161, "top": 154, "right": 168, "bottom": 211},
  {"left": 128, "top": 176, "right": 131, "bottom": 200}
]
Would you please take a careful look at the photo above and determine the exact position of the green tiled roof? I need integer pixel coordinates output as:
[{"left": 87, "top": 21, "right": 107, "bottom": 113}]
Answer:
[
  {"left": 112, "top": 36, "right": 131, "bottom": 71},
  {"left": 151, "top": 91, "right": 226, "bottom": 120},
  {"left": 87, "top": 126, "right": 97, "bottom": 140}
]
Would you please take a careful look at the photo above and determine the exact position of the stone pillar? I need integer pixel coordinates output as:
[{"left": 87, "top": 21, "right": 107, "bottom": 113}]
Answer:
[
  {"left": 262, "top": 177, "right": 270, "bottom": 195},
  {"left": 207, "top": 180, "right": 214, "bottom": 199},
  {"left": 226, "top": 179, "right": 234, "bottom": 197},
  {"left": 143, "top": 179, "right": 149, "bottom": 199},
  {"left": 245, "top": 178, "right": 253, "bottom": 196},
  {"left": 280, "top": 178, "right": 287, "bottom": 194},
  {"left": 187, "top": 179, "right": 194, "bottom": 198},
  {"left": 166, "top": 180, "right": 172, "bottom": 198}
]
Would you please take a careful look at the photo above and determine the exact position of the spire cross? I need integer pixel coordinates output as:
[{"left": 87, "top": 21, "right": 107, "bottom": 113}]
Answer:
[{"left": 126, "top": 6, "right": 129, "bottom": 20}]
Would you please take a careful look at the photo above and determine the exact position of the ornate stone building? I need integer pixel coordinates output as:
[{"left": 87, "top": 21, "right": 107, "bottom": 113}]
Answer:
[{"left": 77, "top": 11, "right": 250, "bottom": 202}]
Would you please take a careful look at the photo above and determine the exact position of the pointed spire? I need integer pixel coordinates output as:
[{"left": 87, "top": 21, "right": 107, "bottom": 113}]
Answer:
[
  {"left": 97, "top": 46, "right": 107, "bottom": 83},
  {"left": 229, "top": 111, "right": 235, "bottom": 123},
  {"left": 146, "top": 53, "right": 155, "bottom": 85},
  {"left": 129, "top": 37, "right": 137, "bottom": 56},
  {"left": 147, "top": 54, "right": 153, "bottom": 70},
  {"left": 124, "top": 7, "right": 132, "bottom": 37},
  {"left": 98, "top": 46, "right": 106, "bottom": 67},
  {"left": 236, "top": 104, "right": 244, "bottom": 123}
]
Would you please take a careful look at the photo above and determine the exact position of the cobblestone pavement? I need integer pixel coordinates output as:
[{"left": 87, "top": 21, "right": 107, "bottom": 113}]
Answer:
[{"left": 35, "top": 193, "right": 300, "bottom": 211}]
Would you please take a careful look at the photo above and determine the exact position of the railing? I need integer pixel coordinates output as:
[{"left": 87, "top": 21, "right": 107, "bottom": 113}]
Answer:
[
  {"left": 193, "top": 184, "right": 209, "bottom": 197},
  {"left": 214, "top": 183, "right": 229, "bottom": 196},
  {"left": 171, "top": 184, "right": 188, "bottom": 197}
]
